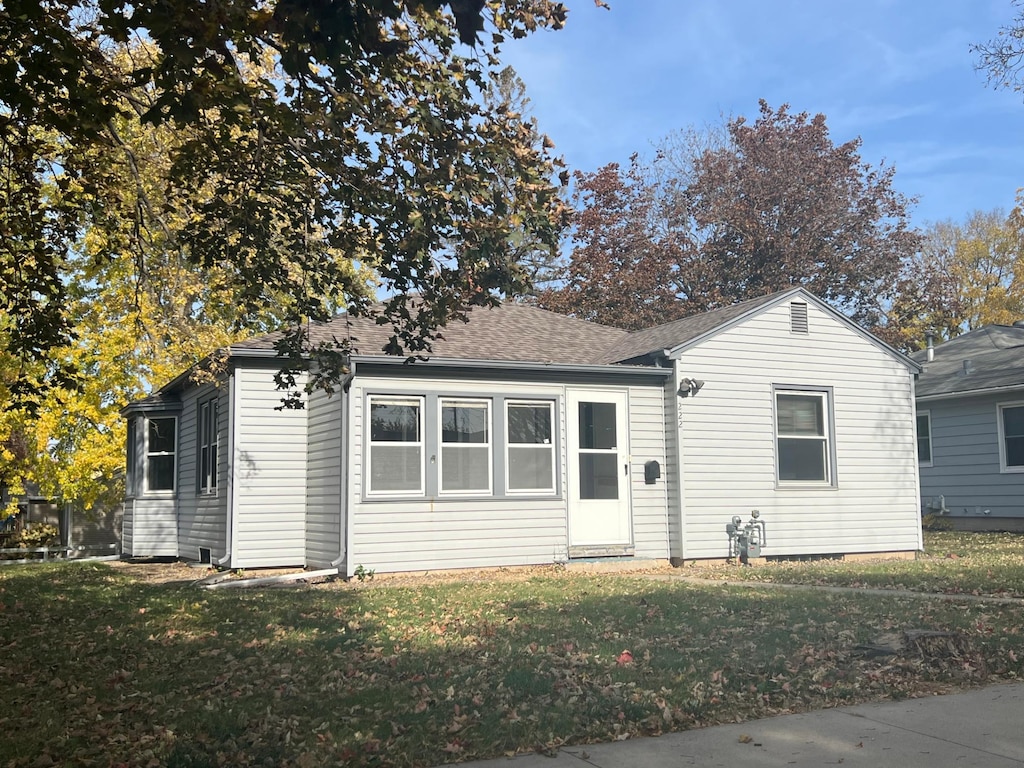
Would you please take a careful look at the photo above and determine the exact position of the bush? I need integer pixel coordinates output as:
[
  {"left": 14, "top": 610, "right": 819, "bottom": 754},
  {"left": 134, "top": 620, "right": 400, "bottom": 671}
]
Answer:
[
  {"left": 921, "top": 513, "right": 954, "bottom": 532},
  {"left": 15, "top": 524, "right": 60, "bottom": 549}
]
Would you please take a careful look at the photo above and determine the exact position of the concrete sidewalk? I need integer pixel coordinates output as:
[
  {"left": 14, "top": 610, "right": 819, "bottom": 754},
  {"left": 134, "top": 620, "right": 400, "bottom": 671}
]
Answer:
[{"left": 456, "top": 682, "right": 1024, "bottom": 768}]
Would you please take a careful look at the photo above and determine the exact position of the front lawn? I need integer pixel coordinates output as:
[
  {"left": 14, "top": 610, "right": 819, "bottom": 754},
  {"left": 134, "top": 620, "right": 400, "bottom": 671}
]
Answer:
[
  {"left": 1, "top": 556, "right": 1023, "bottom": 767},
  {"left": 692, "top": 531, "right": 1024, "bottom": 598}
]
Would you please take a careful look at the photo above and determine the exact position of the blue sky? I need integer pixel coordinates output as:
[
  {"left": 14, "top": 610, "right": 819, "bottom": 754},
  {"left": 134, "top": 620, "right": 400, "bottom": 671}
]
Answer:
[{"left": 499, "top": 0, "right": 1024, "bottom": 229}]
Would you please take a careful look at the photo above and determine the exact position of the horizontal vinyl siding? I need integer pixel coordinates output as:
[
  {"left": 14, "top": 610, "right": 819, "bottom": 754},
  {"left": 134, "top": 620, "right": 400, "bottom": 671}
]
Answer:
[
  {"left": 122, "top": 499, "right": 133, "bottom": 555},
  {"left": 125, "top": 498, "right": 178, "bottom": 557},
  {"left": 177, "top": 384, "right": 229, "bottom": 561},
  {"left": 347, "top": 375, "right": 672, "bottom": 573},
  {"left": 349, "top": 376, "right": 572, "bottom": 574},
  {"left": 920, "top": 394, "right": 1024, "bottom": 518},
  {"left": 628, "top": 385, "right": 670, "bottom": 559},
  {"left": 232, "top": 367, "right": 307, "bottom": 568},
  {"left": 678, "top": 301, "right": 921, "bottom": 559},
  {"left": 306, "top": 386, "right": 344, "bottom": 568}
]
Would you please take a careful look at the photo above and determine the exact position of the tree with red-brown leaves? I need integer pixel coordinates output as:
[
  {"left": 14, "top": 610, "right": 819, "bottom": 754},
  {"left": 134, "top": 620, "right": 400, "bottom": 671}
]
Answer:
[
  {"left": 541, "top": 102, "right": 921, "bottom": 336},
  {"left": 682, "top": 101, "right": 920, "bottom": 329},
  {"left": 537, "top": 161, "right": 687, "bottom": 330}
]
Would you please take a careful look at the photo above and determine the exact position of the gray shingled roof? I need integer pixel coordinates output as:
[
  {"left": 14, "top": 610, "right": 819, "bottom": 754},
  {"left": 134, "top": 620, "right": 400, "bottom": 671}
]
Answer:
[
  {"left": 231, "top": 289, "right": 815, "bottom": 369},
  {"left": 232, "top": 302, "right": 630, "bottom": 366},
  {"left": 914, "top": 325, "right": 1024, "bottom": 399},
  {"left": 598, "top": 290, "right": 794, "bottom": 363}
]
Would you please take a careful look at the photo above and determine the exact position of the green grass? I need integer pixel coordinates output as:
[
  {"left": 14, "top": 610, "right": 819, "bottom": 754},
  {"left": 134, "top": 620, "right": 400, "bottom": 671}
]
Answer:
[
  {"left": 692, "top": 531, "right": 1024, "bottom": 598},
  {"left": 1, "top": 545, "right": 1023, "bottom": 767}
]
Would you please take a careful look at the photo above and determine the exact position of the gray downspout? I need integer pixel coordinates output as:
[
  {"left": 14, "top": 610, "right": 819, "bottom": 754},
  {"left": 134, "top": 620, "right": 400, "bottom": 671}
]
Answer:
[{"left": 215, "top": 371, "right": 236, "bottom": 568}]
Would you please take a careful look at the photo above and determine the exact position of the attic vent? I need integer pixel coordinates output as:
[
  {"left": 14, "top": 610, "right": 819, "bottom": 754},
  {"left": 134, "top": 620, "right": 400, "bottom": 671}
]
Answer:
[{"left": 790, "top": 302, "right": 809, "bottom": 334}]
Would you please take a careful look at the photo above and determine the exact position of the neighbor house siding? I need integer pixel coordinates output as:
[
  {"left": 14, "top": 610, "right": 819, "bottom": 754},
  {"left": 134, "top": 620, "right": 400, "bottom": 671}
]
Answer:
[
  {"left": 676, "top": 300, "right": 921, "bottom": 559},
  {"left": 919, "top": 392, "right": 1024, "bottom": 520},
  {"left": 231, "top": 366, "right": 308, "bottom": 568},
  {"left": 176, "top": 383, "right": 230, "bottom": 561},
  {"left": 628, "top": 385, "right": 670, "bottom": 559},
  {"left": 306, "top": 385, "right": 345, "bottom": 569},
  {"left": 348, "top": 376, "right": 570, "bottom": 574},
  {"left": 68, "top": 503, "right": 121, "bottom": 556}
]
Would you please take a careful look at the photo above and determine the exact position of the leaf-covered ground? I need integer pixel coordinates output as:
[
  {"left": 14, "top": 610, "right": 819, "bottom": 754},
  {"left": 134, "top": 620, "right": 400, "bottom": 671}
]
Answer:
[
  {"left": 1, "top": 550, "right": 1023, "bottom": 767},
  {"left": 692, "top": 531, "right": 1024, "bottom": 598}
]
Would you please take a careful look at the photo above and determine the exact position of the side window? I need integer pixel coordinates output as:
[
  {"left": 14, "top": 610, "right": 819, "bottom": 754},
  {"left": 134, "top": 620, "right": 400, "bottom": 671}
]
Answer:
[
  {"left": 368, "top": 397, "right": 424, "bottom": 495},
  {"left": 198, "top": 398, "right": 219, "bottom": 493},
  {"left": 506, "top": 401, "right": 555, "bottom": 494},
  {"left": 775, "top": 389, "right": 832, "bottom": 484},
  {"left": 999, "top": 404, "right": 1024, "bottom": 472},
  {"left": 146, "top": 417, "right": 177, "bottom": 492},
  {"left": 916, "top": 411, "right": 932, "bottom": 465},
  {"left": 439, "top": 399, "right": 491, "bottom": 494}
]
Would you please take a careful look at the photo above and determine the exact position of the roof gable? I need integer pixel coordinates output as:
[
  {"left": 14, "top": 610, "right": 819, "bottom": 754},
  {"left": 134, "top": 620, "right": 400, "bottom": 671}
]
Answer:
[{"left": 602, "top": 288, "right": 919, "bottom": 373}]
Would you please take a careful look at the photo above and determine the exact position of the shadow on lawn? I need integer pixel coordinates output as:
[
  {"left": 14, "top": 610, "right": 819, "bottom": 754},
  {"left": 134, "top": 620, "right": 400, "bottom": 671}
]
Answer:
[{"left": 1, "top": 562, "right": 1021, "bottom": 768}]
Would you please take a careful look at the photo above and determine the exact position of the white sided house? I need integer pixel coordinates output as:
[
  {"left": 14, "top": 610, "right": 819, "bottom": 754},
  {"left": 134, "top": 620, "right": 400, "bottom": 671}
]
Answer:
[{"left": 121, "top": 288, "right": 924, "bottom": 575}]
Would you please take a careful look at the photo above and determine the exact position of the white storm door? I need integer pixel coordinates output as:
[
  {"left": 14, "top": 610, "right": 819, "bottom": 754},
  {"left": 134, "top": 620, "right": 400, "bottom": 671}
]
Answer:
[{"left": 567, "top": 390, "right": 631, "bottom": 548}]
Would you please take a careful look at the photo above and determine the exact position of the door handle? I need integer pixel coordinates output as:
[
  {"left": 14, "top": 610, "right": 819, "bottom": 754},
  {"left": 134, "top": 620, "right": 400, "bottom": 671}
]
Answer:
[{"left": 624, "top": 463, "right": 628, "bottom": 476}]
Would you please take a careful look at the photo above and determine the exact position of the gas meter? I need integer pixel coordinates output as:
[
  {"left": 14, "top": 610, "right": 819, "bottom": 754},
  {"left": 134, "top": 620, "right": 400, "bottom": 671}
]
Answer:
[{"left": 726, "top": 510, "right": 766, "bottom": 565}]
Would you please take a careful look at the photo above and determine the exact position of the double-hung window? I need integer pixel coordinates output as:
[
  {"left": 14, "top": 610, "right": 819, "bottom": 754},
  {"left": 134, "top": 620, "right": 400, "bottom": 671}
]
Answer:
[
  {"left": 775, "top": 389, "right": 832, "bottom": 484},
  {"left": 368, "top": 397, "right": 424, "bottom": 495},
  {"left": 198, "top": 398, "right": 219, "bottom": 493},
  {"left": 506, "top": 400, "right": 555, "bottom": 494},
  {"left": 440, "top": 399, "right": 491, "bottom": 494},
  {"left": 999, "top": 403, "right": 1024, "bottom": 472},
  {"left": 916, "top": 411, "right": 932, "bottom": 465},
  {"left": 146, "top": 417, "right": 177, "bottom": 492}
]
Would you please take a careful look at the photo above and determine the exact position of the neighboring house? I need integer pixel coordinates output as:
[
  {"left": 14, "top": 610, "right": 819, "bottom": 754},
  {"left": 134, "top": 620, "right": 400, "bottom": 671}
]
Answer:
[
  {"left": 121, "top": 287, "right": 924, "bottom": 574},
  {"left": 914, "top": 324, "right": 1024, "bottom": 532},
  {"left": 0, "top": 484, "right": 121, "bottom": 556}
]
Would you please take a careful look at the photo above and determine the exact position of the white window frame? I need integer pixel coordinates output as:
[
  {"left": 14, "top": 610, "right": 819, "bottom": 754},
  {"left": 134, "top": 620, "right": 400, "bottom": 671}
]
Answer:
[
  {"left": 366, "top": 395, "right": 425, "bottom": 497},
  {"left": 505, "top": 400, "right": 556, "bottom": 495},
  {"left": 145, "top": 416, "right": 177, "bottom": 494},
  {"left": 198, "top": 398, "right": 219, "bottom": 494},
  {"left": 774, "top": 388, "right": 834, "bottom": 486},
  {"left": 997, "top": 402, "right": 1024, "bottom": 473},
  {"left": 916, "top": 410, "right": 932, "bottom": 467},
  {"left": 438, "top": 398, "right": 492, "bottom": 496}
]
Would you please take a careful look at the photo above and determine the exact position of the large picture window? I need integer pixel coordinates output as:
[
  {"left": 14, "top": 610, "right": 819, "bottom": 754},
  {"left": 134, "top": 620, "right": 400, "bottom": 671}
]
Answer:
[
  {"left": 198, "top": 398, "right": 219, "bottom": 493},
  {"left": 999, "top": 403, "right": 1024, "bottom": 472},
  {"left": 506, "top": 401, "right": 555, "bottom": 494},
  {"left": 917, "top": 411, "right": 932, "bottom": 465},
  {"left": 775, "top": 390, "right": 832, "bottom": 484},
  {"left": 440, "top": 399, "right": 491, "bottom": 494},
  {"left": 368, "top": 397, "right": 424, "bottom": 495},
  {"left": 146, "top": 417, "right": 177, "bottom": 492}
]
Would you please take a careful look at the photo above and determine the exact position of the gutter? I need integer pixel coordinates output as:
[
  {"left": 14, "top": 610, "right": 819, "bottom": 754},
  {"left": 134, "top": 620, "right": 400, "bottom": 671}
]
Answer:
[{"left": 347, "top": 354, "right": 673, "bottom": 379}]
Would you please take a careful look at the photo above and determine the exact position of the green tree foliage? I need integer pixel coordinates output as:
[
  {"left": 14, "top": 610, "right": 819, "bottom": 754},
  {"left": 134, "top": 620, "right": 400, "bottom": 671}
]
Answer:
[
  {"left": 483, "top": 65, "right": 566, "bottom": 295},
  {"left": 1, "top": 0, "right": 570, "bottom": 408},
  {"left": 0, "top": 45, "right": 376, "bottom": 514},
  {"left": 540, "top": 102, "right": 920, "bottom": 335}
]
